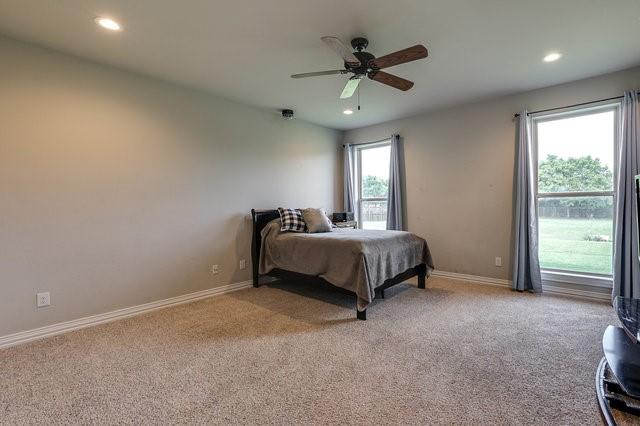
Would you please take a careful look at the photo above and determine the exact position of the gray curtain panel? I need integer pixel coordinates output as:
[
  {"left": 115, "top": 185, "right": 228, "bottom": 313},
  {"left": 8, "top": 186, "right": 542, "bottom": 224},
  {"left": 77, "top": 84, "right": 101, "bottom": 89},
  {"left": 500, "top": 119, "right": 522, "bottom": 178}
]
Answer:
[
  {"left": 613, "top": 90, "right": 640, "bottom": 299},
  {"left": 343, "top": 144, "right": 356, "bottom": 215},
  {"left": 512, "top": 111, "right": 542, "bottom": 292},
  {"left": 386, "top": 134, "right": 404, "bottom": 230}
]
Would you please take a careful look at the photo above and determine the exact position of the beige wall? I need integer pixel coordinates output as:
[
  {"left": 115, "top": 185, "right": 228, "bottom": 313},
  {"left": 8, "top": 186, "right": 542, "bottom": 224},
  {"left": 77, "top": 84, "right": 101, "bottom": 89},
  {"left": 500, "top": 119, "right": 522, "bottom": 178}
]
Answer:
[
  {"left": 344, "top": 66, "right": 640, "bottom": 280},
  {"left": 0, "top": 37, "right": 342, "bottom": 336}
]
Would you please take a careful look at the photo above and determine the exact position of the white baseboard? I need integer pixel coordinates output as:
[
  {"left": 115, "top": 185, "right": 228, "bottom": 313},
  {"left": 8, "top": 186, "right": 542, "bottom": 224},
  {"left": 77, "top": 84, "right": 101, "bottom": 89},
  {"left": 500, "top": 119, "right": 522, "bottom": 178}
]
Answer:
[
  {"left": 430, "top": 270, "right": 511, "bottom": 287},
  {"left": 429, "top": 270, "right": 610, "bottom": 302},
  {"left": 540, "top": 283, "right": 611, "bottom": 302},
  {"left": 2, "top": 269, "right": 611, "bottom": 350},
  {"left": 0, "top": 280, "right": 253, "bottom": 350}
]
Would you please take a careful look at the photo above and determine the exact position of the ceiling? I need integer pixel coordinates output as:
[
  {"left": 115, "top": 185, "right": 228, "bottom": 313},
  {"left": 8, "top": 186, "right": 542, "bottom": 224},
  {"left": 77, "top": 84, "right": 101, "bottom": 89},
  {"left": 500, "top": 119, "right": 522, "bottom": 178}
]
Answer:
[{"left": 0, "top": 1, "right": 639, "bottom": 130}]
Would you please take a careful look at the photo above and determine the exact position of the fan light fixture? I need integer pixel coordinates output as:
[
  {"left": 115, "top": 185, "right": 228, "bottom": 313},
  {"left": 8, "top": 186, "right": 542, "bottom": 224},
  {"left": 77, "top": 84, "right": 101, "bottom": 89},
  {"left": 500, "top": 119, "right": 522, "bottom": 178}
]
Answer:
[
  {"left": 290, "top": 37, "right": 428, "bottom": 100},
  {"left": 95, "top": 17, "right": 121, "bottom": 31},
  {"left": 543, "top": 52, "right": 562, "bottom": 62},
  {"left": 343, "top": 109, "right": 354, "bottom": 115}
]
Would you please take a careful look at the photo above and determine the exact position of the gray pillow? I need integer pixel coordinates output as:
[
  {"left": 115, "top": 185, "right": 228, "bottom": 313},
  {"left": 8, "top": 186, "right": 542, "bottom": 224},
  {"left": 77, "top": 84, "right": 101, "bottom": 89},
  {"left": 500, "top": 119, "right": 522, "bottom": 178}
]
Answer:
[{"left": 301, "top": 208, "right": 332, "bottom": 233}]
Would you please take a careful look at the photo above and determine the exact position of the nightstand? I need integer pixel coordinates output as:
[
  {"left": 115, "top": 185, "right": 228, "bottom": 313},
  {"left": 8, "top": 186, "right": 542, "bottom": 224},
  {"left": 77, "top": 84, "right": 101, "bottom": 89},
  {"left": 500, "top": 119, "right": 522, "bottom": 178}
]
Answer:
[{"left": 333, "top": 220, "right": 358, "bottom": 229}]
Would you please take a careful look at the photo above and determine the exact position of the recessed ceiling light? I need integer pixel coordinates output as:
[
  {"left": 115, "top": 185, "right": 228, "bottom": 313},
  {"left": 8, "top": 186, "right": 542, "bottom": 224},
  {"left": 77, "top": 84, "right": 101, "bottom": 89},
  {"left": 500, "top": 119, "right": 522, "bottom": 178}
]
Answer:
[
  {"left": 94, "top": 17, "right": 121, "bottom": 31},
  {"left": 343, "top": 109, "right": 353, "bottom": 115},
  {"left": 543, "top": 52, "right": 562, "bottom": 62}
]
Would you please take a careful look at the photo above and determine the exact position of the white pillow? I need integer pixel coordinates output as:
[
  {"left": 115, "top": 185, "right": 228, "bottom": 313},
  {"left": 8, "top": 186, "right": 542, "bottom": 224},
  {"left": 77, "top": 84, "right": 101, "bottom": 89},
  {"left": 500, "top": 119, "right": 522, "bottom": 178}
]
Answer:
[{"left": 301, "top": 208, "right": 332, "bottom": 233}]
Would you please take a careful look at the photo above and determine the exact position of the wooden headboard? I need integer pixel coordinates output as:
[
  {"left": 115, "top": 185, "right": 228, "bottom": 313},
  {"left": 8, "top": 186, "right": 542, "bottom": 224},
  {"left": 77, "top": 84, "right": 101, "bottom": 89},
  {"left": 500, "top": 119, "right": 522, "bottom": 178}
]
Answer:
[{"left": 250, "top": 209, "right": 280, "bottom": 287}]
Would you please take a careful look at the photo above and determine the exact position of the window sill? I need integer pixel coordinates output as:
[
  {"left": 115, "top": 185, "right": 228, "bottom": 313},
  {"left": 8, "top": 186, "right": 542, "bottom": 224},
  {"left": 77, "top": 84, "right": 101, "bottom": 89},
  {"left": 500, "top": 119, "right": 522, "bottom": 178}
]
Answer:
[{"left": 541, "top": 270, "right": 613, "bottom": 289}]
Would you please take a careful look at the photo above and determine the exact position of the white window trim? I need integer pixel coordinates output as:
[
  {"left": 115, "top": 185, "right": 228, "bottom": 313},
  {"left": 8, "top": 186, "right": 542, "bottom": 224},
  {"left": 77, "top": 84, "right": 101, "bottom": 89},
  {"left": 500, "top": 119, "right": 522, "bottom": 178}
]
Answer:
[
  {"left": 354, "top": 140, "right": 391, "bottom": 229},
  {"left": 541, "top": 270, "right": 612, "bottom": 288},
  {"left": 532, "top": 101, "right": 621, "bottom": 288}
]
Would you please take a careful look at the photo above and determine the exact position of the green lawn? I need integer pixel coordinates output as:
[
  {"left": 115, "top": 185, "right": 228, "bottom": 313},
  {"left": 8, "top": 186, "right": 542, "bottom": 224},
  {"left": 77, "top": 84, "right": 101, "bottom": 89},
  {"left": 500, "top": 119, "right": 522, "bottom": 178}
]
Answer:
[{"left": 538, "top": 217, "right": 613, "bottom": 275}]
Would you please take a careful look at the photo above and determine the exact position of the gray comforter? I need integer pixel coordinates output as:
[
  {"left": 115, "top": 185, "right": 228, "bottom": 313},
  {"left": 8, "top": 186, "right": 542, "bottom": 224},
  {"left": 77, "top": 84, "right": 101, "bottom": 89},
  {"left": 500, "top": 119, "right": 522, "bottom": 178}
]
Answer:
[{"left": 259, "top": 220, "right": 434, "bottom": 309}]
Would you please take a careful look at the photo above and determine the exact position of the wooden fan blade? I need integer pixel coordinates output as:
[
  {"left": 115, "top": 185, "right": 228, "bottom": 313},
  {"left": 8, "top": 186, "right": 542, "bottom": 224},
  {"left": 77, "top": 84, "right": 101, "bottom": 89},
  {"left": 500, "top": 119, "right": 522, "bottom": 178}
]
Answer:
[
  {"left": 368, "top": 71, "right": 414, "bottom": 91},
  {"left": 291, "top": 70, "right": 347, "bottom": 78},
  {"left": 340, "top": 76, "right": 362, "bottom": 99},
  {"left": 370, "top": 45, "right": 428, "bottom": 69},
  {"left": 321, "top": 36, "right": 361, "bottom": 67}
]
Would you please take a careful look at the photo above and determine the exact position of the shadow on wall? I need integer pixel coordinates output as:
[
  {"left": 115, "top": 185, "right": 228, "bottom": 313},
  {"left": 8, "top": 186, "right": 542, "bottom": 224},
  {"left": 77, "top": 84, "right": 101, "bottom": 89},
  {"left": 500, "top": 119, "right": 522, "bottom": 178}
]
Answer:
[{"left": 230, "top": 212, "right": 253, "bottom": 284}]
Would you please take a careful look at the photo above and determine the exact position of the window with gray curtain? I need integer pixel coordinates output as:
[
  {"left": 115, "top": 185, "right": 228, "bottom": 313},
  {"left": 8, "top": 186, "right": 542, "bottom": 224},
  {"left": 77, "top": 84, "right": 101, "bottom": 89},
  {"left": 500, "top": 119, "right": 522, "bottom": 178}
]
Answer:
[
  {"left": 355, "top": 140, "right": 391, "bottom": 230},
  {"left": 532, "top": 104, "right": 618, "bottom": 284},
  {"left": 348, "top": 136, "right": 403, "bottom": 230}
]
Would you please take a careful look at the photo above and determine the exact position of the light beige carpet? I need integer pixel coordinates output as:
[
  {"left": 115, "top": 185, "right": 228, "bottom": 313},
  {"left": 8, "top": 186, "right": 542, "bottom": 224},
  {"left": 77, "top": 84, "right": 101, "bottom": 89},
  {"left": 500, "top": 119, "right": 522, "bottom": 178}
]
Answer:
[{"left": 0, "top": 277, "right": 618, "bottom": 425}]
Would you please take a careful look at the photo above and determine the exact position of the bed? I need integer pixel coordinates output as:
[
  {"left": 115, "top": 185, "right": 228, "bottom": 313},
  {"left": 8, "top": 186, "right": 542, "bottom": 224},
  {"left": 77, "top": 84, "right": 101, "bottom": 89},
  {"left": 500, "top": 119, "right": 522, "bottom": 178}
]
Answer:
[{"left": 251, "top": 209, "right": 434, "bottom": 320}]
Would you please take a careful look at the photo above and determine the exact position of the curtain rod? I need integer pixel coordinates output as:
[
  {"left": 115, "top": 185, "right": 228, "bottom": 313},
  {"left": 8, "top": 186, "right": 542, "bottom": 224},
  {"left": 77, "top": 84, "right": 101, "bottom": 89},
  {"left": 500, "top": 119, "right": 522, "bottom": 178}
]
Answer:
[
  {"left": 513, "top": 92, "right": 640, "bottom": 117},
  {"left": 342, "top": 137, "right": 392, "bottom": 148}
]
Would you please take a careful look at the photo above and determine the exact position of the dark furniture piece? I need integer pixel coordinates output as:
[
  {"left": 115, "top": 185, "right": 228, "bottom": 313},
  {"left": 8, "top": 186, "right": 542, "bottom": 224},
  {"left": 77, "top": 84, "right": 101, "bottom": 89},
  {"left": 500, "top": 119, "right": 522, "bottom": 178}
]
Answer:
[
  {"left": 596, "top": 297, "right": 640, "bottom": 424},
  {"left": 251, "top": 209, "right": 427, "bottom": 320},
  {"left": 332, "top": 212, "right": 354, "bottom": 222}
]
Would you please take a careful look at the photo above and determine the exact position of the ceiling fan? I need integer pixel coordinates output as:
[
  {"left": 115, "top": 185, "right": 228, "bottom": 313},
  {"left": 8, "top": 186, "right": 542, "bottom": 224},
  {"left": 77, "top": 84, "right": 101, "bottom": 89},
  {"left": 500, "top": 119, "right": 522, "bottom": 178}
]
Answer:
[{"left": 291, "top": 37, "right": 428, "bottom": 99}]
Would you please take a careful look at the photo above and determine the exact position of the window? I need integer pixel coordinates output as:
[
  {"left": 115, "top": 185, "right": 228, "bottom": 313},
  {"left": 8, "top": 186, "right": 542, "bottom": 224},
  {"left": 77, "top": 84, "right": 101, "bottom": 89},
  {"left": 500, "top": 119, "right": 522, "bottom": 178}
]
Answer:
[
  {"left": 533, "top": 104, "right": 619, "bottom": 279},
  {"left": 355, "top": 141, "right": 391, "bottom": 229}
]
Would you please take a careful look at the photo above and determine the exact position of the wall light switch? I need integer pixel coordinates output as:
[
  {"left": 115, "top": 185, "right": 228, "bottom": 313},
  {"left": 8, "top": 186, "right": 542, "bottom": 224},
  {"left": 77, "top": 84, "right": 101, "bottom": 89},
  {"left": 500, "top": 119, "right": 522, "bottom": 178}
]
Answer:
[
  {"left": 495, "top": 257, "right": 502, "bottom": 267},
  {"left": 239, "top": 259, "right": 246, "bottom": 270},
  {"left": 37, "top": 292, "right": 50, "bottom": 308}
]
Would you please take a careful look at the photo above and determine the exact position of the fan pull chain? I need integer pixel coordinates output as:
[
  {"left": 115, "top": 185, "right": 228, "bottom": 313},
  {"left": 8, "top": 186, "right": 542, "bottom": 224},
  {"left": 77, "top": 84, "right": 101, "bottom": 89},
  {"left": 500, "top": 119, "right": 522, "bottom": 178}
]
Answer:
[{"left": 357, "top": 84, "right": 361, "bottom": 111}]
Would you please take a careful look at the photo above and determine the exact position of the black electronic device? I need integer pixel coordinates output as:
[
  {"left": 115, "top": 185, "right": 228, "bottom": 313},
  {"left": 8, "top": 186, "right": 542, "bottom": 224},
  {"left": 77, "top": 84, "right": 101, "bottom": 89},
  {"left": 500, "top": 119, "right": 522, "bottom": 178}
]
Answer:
[{"left": 332, "top": 212, "right": 354, "bottom": 222}]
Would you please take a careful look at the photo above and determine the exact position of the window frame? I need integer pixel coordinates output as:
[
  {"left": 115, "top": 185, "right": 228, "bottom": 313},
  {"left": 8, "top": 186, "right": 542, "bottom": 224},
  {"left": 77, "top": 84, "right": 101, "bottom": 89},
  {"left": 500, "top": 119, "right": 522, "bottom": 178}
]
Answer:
[
  {"left": 354, "top": 139, "right": 391, "bottom": 229},
  {"left": 531, "top": 101, "right": 621, "bottom": 286}
]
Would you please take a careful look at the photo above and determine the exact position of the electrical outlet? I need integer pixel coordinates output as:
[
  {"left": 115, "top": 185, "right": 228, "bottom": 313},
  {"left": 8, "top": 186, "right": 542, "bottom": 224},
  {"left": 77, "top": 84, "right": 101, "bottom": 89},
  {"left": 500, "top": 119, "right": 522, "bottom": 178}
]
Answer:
[
  {"left": 495, "top": 257, "right": 502, "bottom": 267},
  {"left": 36, "top": 292, "right": 50, "bottom": 308},
  {"left": 239, "top": 259, "right": 246, "bottom": 270},
  {"left": 211, "top": 264, "right": 220, "bottom": 275}
]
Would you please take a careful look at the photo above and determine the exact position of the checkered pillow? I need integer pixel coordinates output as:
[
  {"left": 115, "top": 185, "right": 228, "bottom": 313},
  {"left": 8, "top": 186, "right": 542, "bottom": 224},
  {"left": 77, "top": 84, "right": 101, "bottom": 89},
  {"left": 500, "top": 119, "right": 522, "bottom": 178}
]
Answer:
[{"left": 277, "top": 207, "right": 306, "bottom": 232}]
